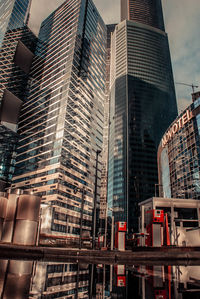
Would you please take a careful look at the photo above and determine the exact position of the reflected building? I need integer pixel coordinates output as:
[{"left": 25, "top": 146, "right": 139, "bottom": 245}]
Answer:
[
  {"left": 158, "top": 91, "right": 200, "bottom": 199},
  {"left": 107, "top": 0, "right": 178, "bottom": 231},
  {"left": 1, "top": 258, "right": 200, "bottom": 298},
  {"left": 134, "top": 264, "right": 200, "bottom": 299},
  {"left": 11, "top": 0, "right": 106, "bottom": 243},
  {"left": 0, "top": 260, "right": 33, "bottom": 299},
  {"left": 174, "top": 265, "right": 200, "bottom": 297},
  {"left": 30, "top": 262, "right": 89, "bottom": 298}
]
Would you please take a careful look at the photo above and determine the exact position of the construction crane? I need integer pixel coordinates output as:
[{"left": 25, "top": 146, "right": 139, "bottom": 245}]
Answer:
[{"left": 175, "top": 82, "right": 199, "bottom": 93}]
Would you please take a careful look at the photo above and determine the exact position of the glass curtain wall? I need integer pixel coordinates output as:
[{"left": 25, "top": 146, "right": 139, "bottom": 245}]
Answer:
[
  {"left": 12, "top": 0, "right": 106, "bottom": 241},
  {"left": 108, "top": 19, "right": 177, "bottom": 231},
  {"left": 0, "top": 0, "right": 31, "bottom": 47}
]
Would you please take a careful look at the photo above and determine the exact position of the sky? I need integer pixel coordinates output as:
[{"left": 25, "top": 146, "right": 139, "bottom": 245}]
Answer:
[{"left": 29, "top": 0, "right": 200, "bottom": 114}]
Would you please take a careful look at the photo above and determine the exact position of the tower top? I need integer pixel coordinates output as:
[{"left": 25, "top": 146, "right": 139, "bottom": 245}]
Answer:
[{"left": 120, "top": 0, "right": 165, "bottom": 31}]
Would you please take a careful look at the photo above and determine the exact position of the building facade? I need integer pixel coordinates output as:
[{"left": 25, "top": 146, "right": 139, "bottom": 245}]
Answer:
[
  {"left": 0, "top": 0, "right": 31, "bottom": 47},
  {"left": 30, "top": 262, "right": 90, "bottom": 298},
  {"left": 0, "top": 0, "right": 35, "bottom": 191},
  {"left": 0, "top": 18, "right": 36, "bottom": 190},
  {"left": 99, "top": 24, "right": 116, "bottom": 231},
  {"left": 11, "top": 0, "right": 106, "bottom": 242},
  {"left": 158, "top": 92, "right": 200, "bottom": 200},
  {"left": 121, "top": 0, "right": 164, "bottom": 31},
  {"left": 108, "top": 0, "right": 178, "bottom": 231}
]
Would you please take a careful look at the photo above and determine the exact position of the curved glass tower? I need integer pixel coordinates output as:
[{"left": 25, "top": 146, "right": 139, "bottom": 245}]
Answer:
[{"left": 108, "top": 0, "right": 178, "bottom": 231}]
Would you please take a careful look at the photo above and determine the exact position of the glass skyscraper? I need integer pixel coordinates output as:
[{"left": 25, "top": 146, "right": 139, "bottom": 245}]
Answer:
[
  {"left": 0, "top": 0, "right": 31, "bottom": 47},
  {"left": 11, "top": 0, "right": 106, "bottom": 242},
  {"left": 0, "top": 0, "right": 36, "bottom": 191},
  {"left": 108, "top": 0, "right": 178, "bottom": 231},
  {"left": 121, "top": 0, "right": 164, "bottom": 30},
  {"left": 99, "top": 24, "right": 116, "bottom": 231}
]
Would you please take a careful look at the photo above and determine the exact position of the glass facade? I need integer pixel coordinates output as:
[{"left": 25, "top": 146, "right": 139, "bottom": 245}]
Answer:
[
  {"left": 0, "top": 0, "right": 31, "bottom": 47},
  {"left": 158, "top": 92, "right": 200, "bottom": 200},
  {"left": 12, "top": 0, "right": 106, "bottom": 240},
  {"left": 0, "top": 26, "right": 37, "bottom": 190},
  {"left": 99, "top": 24, "right": 116, "bottom": 229},
  {"left": 108, "top": 15, "right": 177, "bottom": 231},
  {"left": 121, "top": 0, "right": 164, "bottom": 31},
  {"left": 0, "top": 126, "right": 18, "bottom": 190},
  {"left": 0, "top": 0, "right": 34, "bottom": 190},
  {"left": 30, "top": 262, "right": 90, "bottom": 298}
]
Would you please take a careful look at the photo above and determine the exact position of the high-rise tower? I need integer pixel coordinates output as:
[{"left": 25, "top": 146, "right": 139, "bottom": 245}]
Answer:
[
  {"left": 0, "top": 0, "right": 32, "bottom": 47},
  {"left": 108, "top": 0, "right": 178, "bottom": 231},
  {"left": 0, "top": 0, "right": 36, "bottom": 191},
  {"left": 121, "top": 0, "right": 164, "bottom": 30},
  {"left": 12, "top": 0, "right": 106, "bottom": 242}
]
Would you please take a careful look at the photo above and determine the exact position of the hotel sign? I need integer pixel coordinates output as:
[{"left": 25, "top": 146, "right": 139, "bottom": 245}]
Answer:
[{"left": 162, "top": 110, "right": 193, "bottom": 147}]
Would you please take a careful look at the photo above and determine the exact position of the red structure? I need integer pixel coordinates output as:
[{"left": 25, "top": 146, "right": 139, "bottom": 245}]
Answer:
[
  {"left": 114, "top": 265, "right": 126, "bottom": 288},
  {"left": 145, "top": 209, "right": 165, "bottom": 247},
  {"left": 115, "top": 222, "right": 127, "bottom": 251}
]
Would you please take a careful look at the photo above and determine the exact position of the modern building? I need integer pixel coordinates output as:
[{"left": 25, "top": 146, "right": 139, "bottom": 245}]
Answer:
[
  {"left": 30, "top": 262, "right": 89, "bottom": 298},
  {"left": 139, "top": 196, "right": 200, "bottom": 247},
  {"left": 0, "top": 0, "right": 31, "bottom": 47},
  {"left": 0, "top": 15, "right": 37, "bottom": 190},
  {"left": 11, "top": 0, "right": 106, "bottom": 242},
  {"left": 158, "top": 91, "right": 200, "bottom": 200},
  {"left": 121, "top": 0, "right": 164, "bottom": 30},
  {"left": 107, "top": 0, "right": 178, "bottom": 231},
  {"left": 99, "top": 24, "right": 116, "bottom": 232}
]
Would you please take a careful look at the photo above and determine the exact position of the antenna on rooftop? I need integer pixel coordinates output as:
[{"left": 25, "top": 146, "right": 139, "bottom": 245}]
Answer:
[{"left": 175, "top": 82, "right": 199, "bottom": 93}]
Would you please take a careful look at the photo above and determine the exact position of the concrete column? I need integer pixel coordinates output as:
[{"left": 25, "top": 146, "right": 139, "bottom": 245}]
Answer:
[
  {"left": 1, "top": 191, "right": 41, "bottom": 245},
  {"left": 197, "top": 205, "right": 200, "bottom": 227},
  {"left": 0, "top": 260, "right": 8, "bottom": 298},
  {"left": 1, "top": 190, "right": 21, "bottom": 243},
  {"left": 3, "top": 260, "right": 33, "bottom": 299},
  {"left": 0, "top": 194, "right": 7, "bottom": 240},
  {"left": 170, "top": 203, "right": 175, "bottom": 245},
  {"left": 13, "top": 194, "right": 41, "bottom": 246},
  {"left": 141, "top": 205, "right": 145, "bottom": 246}
]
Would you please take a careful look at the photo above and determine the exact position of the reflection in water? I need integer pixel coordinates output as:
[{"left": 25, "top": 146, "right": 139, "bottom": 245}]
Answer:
[
  {"left": 0, "top": 260, "right": 33, "bottom": 298},
  {"left": 0, "top": 259, "right": 200, "bottom": 298},
  {"left": 30, "top": 262, "right": 89, "bottom": 298}
]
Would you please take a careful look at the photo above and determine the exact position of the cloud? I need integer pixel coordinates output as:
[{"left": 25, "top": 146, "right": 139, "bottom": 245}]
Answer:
[
  {"left": 93, "top": 0, "right": 120, "bottom": 24},
  {"left": 162, "top": 0, "right": 200, "bottom": 112},
  {"left": 29, "top": 0, "right": 65, "bottom": 34},
  {"left": 29, "top": 0, "right": 120, "bottom": 35},
  {"left": 177, "top": 98, "right": 193, "bottom": 114}
]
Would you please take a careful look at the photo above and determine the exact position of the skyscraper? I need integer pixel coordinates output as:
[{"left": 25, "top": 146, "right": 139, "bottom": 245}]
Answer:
[
  {"left": 108, "top": 0, "right": 178, "bottom": 231},
  {"left": 11, "top": 0, "right": 106, "bottom": 242},
  {"left": 99, "top": 24, "right": 116, "bottom": 232},
  {"left": 121, "top": 0, "right": 164, "bottom": 30},
  {"left": 0, "top": 0, "right": 36, "bottom": 191},
  {"left": 0, "top": 0, "right": 31, "bottom": 47}
]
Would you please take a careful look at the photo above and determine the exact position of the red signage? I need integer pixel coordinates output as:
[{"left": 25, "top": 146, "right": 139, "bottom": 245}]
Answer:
[
  {"left": 116, "top": 222, "right": 127, "bottom": 232},
  {"left": 117, "top": 276, "right": 126, "bottom": 287},
  {"left": 154, "top": 290, "right": 167, "bottom": 299}
]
